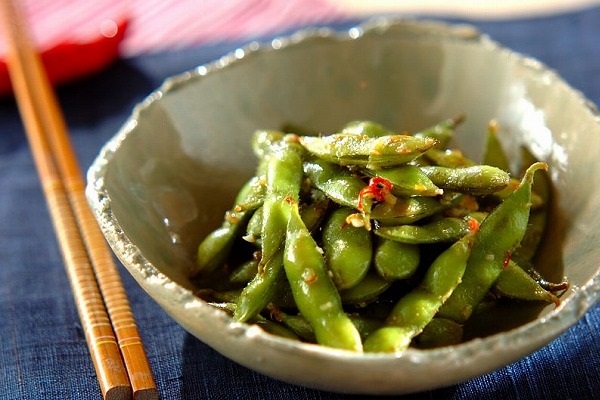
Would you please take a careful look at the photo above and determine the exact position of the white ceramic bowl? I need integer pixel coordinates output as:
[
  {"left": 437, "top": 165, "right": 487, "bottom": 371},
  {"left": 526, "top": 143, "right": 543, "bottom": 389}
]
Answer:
[{"left": 86, "top": 18, "right": 600, "bottom": 394}]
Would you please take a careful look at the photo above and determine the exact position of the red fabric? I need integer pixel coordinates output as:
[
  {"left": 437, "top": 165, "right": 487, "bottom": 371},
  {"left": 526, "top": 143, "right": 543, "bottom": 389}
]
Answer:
[
  {"left": 0, "top": 19, "right": 128, "bottom": 95},
  {"left": 0, "top": 0, "right": 347, "bottom": 95}
]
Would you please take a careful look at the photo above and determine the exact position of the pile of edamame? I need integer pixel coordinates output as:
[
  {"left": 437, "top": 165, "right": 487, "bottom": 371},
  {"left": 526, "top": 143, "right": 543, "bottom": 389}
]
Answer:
[{"left": 192, "top": 116, "right": 568, "bottom": 352}]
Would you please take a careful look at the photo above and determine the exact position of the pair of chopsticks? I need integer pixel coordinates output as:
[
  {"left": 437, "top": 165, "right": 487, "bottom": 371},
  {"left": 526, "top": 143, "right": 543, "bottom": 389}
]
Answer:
[{"left": 0, "top": 2, "right": 158, "bottom": 400}]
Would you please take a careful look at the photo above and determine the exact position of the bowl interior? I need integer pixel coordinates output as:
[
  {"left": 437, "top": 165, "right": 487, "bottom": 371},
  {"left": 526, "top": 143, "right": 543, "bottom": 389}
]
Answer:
[{"left": 87, "top": 19, "right": 600, "bottom": 394}]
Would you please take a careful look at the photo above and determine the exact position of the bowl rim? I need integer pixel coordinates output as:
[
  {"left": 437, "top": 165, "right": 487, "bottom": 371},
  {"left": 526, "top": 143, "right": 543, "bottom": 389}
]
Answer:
[{"left": 86, "top": 16, "right": 600, "bottom": 392}]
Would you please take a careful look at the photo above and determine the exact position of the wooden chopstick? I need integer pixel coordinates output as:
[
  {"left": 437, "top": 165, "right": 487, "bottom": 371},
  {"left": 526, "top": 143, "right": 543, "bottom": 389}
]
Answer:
[{"left": 0, "top": 2, "right": 159, "bottom": 399}]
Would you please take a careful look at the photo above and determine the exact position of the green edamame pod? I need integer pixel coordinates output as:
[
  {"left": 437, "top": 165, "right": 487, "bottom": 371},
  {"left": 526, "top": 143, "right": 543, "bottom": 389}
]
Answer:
[
  {"left": 373, "top": 238, "right": 420, "bottom": 280},
  {"left": 233, "top": 173, "right": 267, "bottom": 212},
  {"left": 243, "top": 207, "right": 263, "bottom": 244},
  {"left": 195, "top": 177, "right": 259, "bottom": 277},
  {"left": 409, "top": 227, "right": 477, "bottom": 301},
  {"left": 420, "top": 165, "right": 510, "bottom": 195},
  {"left": 234, "top": 143, "right": 304, "bottom": 322},
  {"left": 254, "top": 317, "right": 301, "bottom": 341},
  {"left": 300, "top": 133, "right": 438, "bottom": 169},
  {"left": 261, "top": 200, "right": 334, "bottom": 311},
  {"left": 234, "top": 243, "right": 285, "bottom": 322},
  {"left": 276, "top": 311, "right": 317, "bottom": 342},
  {"left": 362, "top": 165, "right": 443, "bottom": 197},
  {"left": 197, "top": 288, "right": 242, "bottom": 304},
  {"left": 424, "top": 148, "right": 475, "bottom": 168},
  {"left": 375, "top": 217, "right": 472, "bottom": 244},
  {"left": 284, "top": 203, "right": 363, "bottom": 351},
  {"left": 370, "top": 196, "right": 446, "bottom": 225},
  {"left": 251, "top": 130, "right": 285, "bottom": 158},
  {"left": 269, "top": 274, "right": 297, "bottom": 309},
  {"left": 339, "top": 271, "right": 393, "bottom": 305},
  {"left": 207, "top": 301, "right": 237, "bottom": 315},
  {"left": 414, "top": 114, "right": 464, "bottom": 149},
  {"left": 322, "top": 207, "right": 373, "bottom": 290},
  {"left": 482, "top": 121, "right": 510, "bottom": 172},
  {"left": 303, "top": 157, "right": 364, "bottom": 208},
  {"left": 416, "top": 317, "right": 463, "bottom": 348},
  {"left": 341, "top": 120, "right": 393, "bottom": 137},
  {"left": 492, "top": 178, "right": 544, "bottom": 210},
  {"left": 299, "top": 191, "right": 331, "bottom": 233},
  {"left": 363, "top": 230, "right": 477, "bottom": 352},
  {"left": 272, "top": 308, "right": 383, "bottom": 342},
  {"left": 259, "top": 142, "right": 304, "bottom": 268},
  {"left": 350, "top": 315, "right": 384, "bottom": 341},
  {"left": 210, "top": 302, "right": 300, "bottom": 340},
  {"left": 513, "top": 207, "right": 548, "bottom": 262},
  {"left": 513, "top": 147, "right": 551, "bottom": 261},
  {"left": 228, "top": 258, "right": 260, "bottom": 285},
  {"left": 438, "top": 162, "right": 548, "bottom": 324},
  {"left": 493, "top": 260, "right": 560, "bottom": 305}
]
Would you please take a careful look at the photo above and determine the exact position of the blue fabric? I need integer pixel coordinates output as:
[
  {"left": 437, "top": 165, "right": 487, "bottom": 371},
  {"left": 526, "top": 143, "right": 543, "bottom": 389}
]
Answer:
[{"left": 2, "top": 8, "right": 600, "bottom": 399}]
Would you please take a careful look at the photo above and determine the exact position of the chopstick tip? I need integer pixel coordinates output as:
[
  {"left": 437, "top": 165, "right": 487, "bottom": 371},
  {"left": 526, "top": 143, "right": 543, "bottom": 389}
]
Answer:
[
  {"left": 133, "top": 387, "right": 160, "bottom": 400},
  {"left": 104, "top": 384, "right": 132, "bottom": 400}
]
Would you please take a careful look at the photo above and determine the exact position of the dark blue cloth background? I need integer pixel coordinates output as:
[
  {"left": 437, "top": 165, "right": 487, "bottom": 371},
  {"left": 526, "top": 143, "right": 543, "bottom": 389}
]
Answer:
[{"left": 1, "top": 7, "right": 599, "bottom": 400}]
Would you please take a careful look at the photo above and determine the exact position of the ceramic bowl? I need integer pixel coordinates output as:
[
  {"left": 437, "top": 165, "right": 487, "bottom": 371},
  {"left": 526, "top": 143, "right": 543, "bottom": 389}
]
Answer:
[{"left": 86, "top": 18, "right": 600, "bottom": 394}]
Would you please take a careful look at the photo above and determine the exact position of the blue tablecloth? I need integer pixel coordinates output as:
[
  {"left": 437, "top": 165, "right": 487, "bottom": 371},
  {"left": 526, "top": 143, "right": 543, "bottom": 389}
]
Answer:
[{"left": 1, "top": 7, "right": 599, "bottom": 400}]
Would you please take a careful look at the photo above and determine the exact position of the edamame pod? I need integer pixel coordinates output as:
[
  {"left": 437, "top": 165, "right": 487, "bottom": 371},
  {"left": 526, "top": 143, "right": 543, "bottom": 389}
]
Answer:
[
  {"left": 373, "top": 238, "right": 420, "bottom": 280},
  {"left": 322, "top": 207, "right": 373, "bottom": 289},
  {"left": 234, "top": 142, "right": 304, "bottom": 321},
  {"left": 228, "top": 258, "right": 260, "bottom": 285},
  {"left": 375, "top": 217, "right": 472, "bottom": 244},
  {"left": 259, "top": 142, "right": 304, "bottom": 266},
  {"left": 303, "top": 157, "right": 364, "bottom": 208},
  {"left": 272, "top": 308, "right": 383, "bottom": 342},
  {"left": 275, "top": 311, "right": 317, "bottom": 342},
  {"left": 298, "top": 190, "right": 331, "bottom": 233},
  {"left": 482, "top": 120, "right": 510, "bottom": 172},
  {"left": 438, "top": 162, "right": 548, "bottom": 324},
  {"left": 424, "top": 148, "right": 475, "bottom": 168},
  {"left": 195, "top": 178, "right": 259, "bottom": 277},
  {"left": 254, "top": 318, "right": 301, "bottom": 340},
  {"left": 341, "top": 120, "right": 393, "bottom": 137},
  {"left": 210, "top": 302, "right": 300, "bottom": 340},
  {"left": 197, "top": 288, "right": 242, "bottom": 304},
  {"left": 251, "top": 129, "right": 285, "bottom": 158},
  {"left": 300, "top": 133, "right": 438, "bottom": 169},
  {"left": 233, "top": 173, "right": 267, "bottom": 212},
  {"left": 370, "top": 196, "right": 446, "bottom": 225},
  {"left": 362, "top": 165, "right": 443, "bottom": 197},
  {"left": 339, "top": 271, "right": 394, "bottom": 305},
  {"left": 513, "top": 147, "right": 551, "bottom": 261},
  {"left": 364, "top": 230, "right": 477, "bottom": 352},
  {"left": 234, "top": 237, "right": 285, "bottom": 322},
  {"left": 414, "top": 114, "right": 464, "bottom": 149},
  {"left": 284, "top": 203, "right": 363, "bottom": 351},
  {"left": 243, "top": 206, "right": 263, "bottom": 244},
  {"left": 416, "top": 317, "right": 463, "bottom": 348},
  {"left": 493, "top": 260, "right": 560, "bottom": 305},
  {"left": 420, "top": 165, "right": 511, "bottom": 195}
]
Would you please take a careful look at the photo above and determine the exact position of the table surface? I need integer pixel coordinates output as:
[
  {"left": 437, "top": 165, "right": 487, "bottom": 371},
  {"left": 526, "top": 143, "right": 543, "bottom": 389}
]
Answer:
[{"left": 1, "top": 3, "right": 600, "bottom": 399}]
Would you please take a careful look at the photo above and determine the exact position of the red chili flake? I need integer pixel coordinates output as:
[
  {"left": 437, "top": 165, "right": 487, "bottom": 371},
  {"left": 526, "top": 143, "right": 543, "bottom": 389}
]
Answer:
[
  {"left": 283, "top": 195, "right": 296, "bottom": 205},
  {"left": 468, "top": 217, "right": 480, "bottom": 232},
  {"left": 502, "top": 251, "right": 511, "bottom": 268},
  {"left": 357, "top": 177, "right": 393, "bottom": 211}
]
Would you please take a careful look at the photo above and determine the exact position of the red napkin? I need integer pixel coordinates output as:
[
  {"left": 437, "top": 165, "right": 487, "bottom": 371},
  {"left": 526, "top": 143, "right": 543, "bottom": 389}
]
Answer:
[
  {"left": 0, "top": 0, "right": 346, "bottom": 96},
  {"left": 0, "top": 18, "right": 128, "bottom": 96},
  {"left": 0, "top": 0, "right": 131, "bottom": 96}
]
